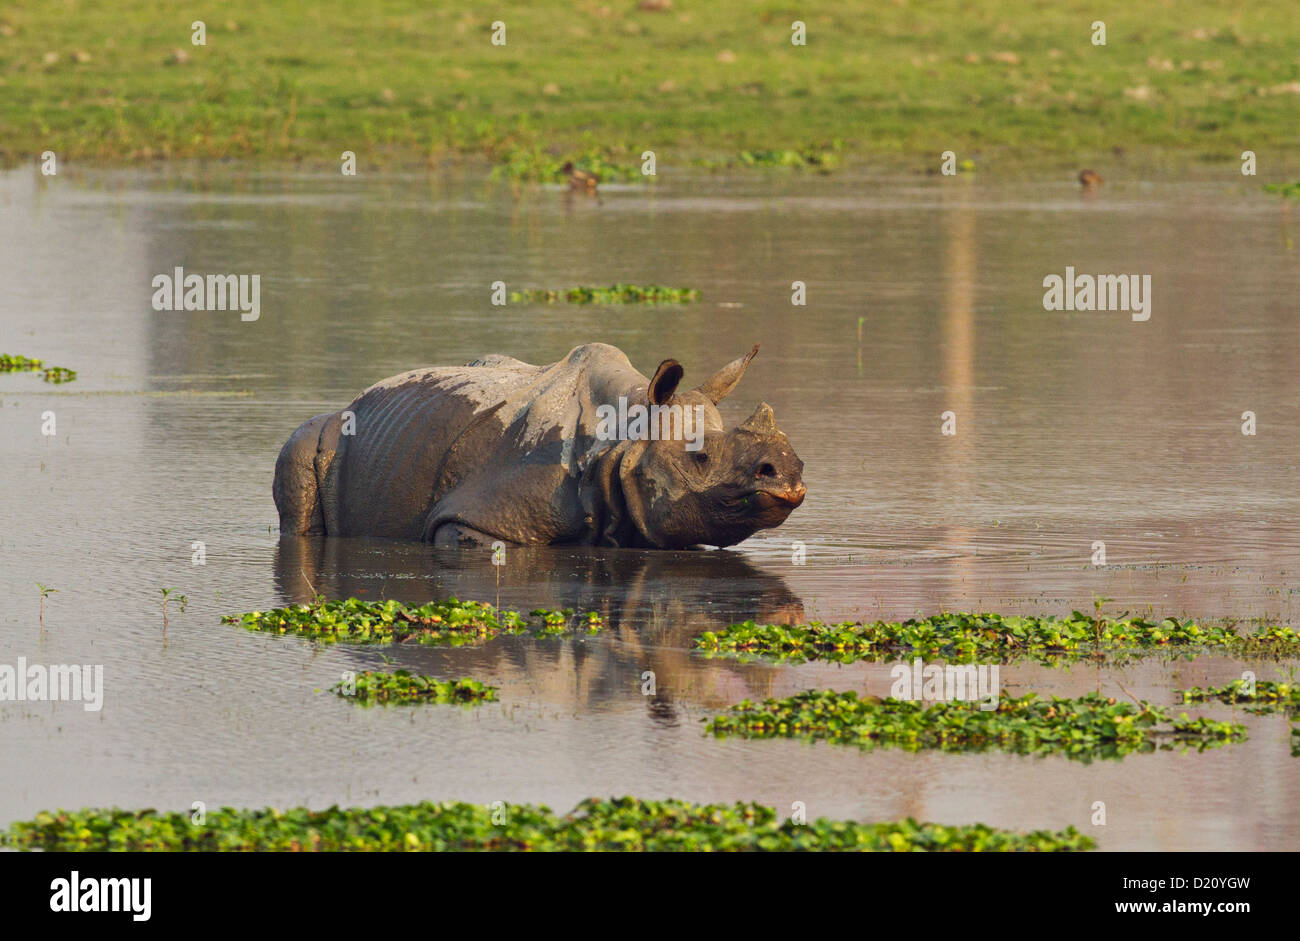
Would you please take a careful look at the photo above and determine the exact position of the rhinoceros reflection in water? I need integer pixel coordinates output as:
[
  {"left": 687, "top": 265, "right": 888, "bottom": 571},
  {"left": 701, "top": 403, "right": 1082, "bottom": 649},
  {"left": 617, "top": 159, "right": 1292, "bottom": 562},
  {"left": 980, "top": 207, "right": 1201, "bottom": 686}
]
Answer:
[
  {"left": 273, "top": 537, "right": 806, "bottom": 711},
  {"left": 273, "top": 343, "right": 806, "bottom": 549},
  {"left": 275, "top": 536, "right": 806, "bottom": 629}
]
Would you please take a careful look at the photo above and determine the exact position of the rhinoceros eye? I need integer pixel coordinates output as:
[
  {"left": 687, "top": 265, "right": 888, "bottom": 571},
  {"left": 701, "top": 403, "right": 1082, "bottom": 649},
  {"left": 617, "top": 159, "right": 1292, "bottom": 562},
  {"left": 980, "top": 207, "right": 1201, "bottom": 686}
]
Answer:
[{"left": 692, "top": 451, "right": 709, "bottom": 467}]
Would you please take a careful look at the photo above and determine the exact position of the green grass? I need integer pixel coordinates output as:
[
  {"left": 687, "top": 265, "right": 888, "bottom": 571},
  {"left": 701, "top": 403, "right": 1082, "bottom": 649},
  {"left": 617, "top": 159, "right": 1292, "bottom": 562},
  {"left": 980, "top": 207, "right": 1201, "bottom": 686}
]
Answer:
[
  {"left": 333, "top": 670, "right": 498, "bottom": 706},
  {"left": 1, "top": 797, "right": 1094, "bottom": 851},
  {"left": 706, "top": 689, "right": 1247, "bottom": 761},
  {"left": 0, "top": 353, "right": 77, "bottom": 383},
  {"left": 694, "top": 612, "right": 1300, "bottom": 665},
  {"left": 222, "top": 597, "right": 605, "bottom": 646},
  {"left": 2, "top": 1, "right": 1298, "bottom": 169},
  {"left": 509, "top": 284, "right": 701, "bottom": 304}
]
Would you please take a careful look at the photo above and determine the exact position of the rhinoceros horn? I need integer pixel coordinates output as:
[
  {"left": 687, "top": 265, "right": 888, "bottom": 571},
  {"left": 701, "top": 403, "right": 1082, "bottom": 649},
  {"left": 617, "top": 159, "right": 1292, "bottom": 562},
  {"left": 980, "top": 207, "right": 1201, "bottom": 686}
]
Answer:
[
  {"left": 695, "top": 345, "right": 758, "bottom": 404},
  {"left": 740, "top": 401, "right": 778, "bottom": 434}
]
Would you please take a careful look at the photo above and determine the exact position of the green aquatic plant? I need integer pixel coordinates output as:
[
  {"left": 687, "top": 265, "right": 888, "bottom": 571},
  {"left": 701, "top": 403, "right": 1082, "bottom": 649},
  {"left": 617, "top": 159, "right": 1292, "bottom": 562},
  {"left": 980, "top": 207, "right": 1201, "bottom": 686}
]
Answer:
[
  {"left": 0, "top": 354, "right": 77, "bottom": 383},
  {"left": 36, "top": 583, "right": 56, "bottom": 629},
  {"left": 705, "top": 689, "right": 1246, "bottom": 762},
  {"left": 333, "top": 671, "right": 498, "bottom": 707},
  {"left": 159, "top": 587, "right": 187, "bottom": 628},
  {"left": 1263, "top": 182, "right": 1300, "bottom": 198},
  {"left": 694, "top": 612, "right": 1300, "bottom": 666},
  {"left": 531, "top": 608, "right": 606, "bottom": 635},
  {"left": 1179, "top": 678, "right": 1299, "bottom": 756},
  {"left": 223, "top": 597, "right": 605, "bottom": 647},
  {"left": 1178, "top": 678, "right": 1297, "bottom": 712},
  {"left": 508, "top": 284, "right": 701, "bottom": 304},
  {"left": 2, "top": 354, "right": 44, "bottom": 374},
  {"left": 0, "top": 797, "right": 1094, "bottom": 852},
  {"left": 697, "top": 143, "right": 841, "bottom": 172},
  {"left": 41, "top": 366, "right": 77, "bottom": 383},
  {"left": 491, "top": 145, "right": 641, "bottom": 184}
]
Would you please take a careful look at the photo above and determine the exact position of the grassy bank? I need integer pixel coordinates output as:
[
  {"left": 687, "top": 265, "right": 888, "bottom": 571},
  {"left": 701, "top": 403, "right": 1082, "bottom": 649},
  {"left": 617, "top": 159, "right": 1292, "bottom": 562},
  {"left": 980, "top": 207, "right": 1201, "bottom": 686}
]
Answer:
[{"left": 1, "top": 1, "right": 1296, "bottom": 170}]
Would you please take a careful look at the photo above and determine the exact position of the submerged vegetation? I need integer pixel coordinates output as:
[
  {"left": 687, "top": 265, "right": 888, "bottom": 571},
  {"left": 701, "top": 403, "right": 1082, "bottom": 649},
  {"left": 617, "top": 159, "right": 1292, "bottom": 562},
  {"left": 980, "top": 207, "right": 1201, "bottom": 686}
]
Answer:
[
  {"left": 333, "top": 670, "right": 497, "bottom": 707},
  {"left": 223, "top": 597, "right": 605, "bottom": 646},
  {"left": 706, "top": 689, "right": 1246, "bottom": 761},
  {"left": 695, "top": 612, "right": 1300, "bottom": 665},
  {"left": 0, "top": 354, "right": 77, "bottom": 383},
  {"left": 1, "top": 797, "right": 1094, "bottom": 852},
  {"left": 508, "top": 285, "right": 701, "bottom": 304}
]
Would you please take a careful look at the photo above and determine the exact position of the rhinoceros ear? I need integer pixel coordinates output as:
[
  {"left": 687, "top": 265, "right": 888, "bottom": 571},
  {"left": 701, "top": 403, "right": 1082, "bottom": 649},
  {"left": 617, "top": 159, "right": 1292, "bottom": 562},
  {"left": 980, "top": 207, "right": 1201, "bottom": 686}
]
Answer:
[
  {"left": 739, "top": 401, "right": 778, "bottom": 435},
  {"left": 649, "top": 359, "right": 685, "bottom": 405},
  {"left": 695, "top": 344, "right": 758, "bottom": 404}
]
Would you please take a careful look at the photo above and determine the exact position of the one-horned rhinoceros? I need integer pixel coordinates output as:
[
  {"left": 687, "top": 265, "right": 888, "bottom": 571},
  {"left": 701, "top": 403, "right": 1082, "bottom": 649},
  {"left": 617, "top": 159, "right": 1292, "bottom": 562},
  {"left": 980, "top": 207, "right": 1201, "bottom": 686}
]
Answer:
[{"left": 272, "top": 342, "right": 806, "bottom": 548}]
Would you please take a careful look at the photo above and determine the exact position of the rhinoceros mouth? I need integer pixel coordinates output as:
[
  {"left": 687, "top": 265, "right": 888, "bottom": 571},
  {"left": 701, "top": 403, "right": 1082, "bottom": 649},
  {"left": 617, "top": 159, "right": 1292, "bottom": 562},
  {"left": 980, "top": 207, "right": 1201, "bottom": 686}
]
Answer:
[{"left": 751, "top": 486, "right": 806, "bottom": 511}]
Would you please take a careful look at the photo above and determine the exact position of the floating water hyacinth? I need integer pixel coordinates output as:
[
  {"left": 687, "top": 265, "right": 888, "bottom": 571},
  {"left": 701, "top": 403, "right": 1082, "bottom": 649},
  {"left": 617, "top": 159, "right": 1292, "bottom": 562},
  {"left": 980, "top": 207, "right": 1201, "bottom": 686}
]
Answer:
[
  {"left": 223, "top": 597, "right": 605, "bottom": 647},
  {"left": 697, "top": 144, "right": 841, "bottom": 171},
  {"left": 333, "top": 671, "right": 498, "bottom": 707},
  {"left": 694, "top": 612, "right": 1300, "bottom": 666},
  {"left": 0, "top": 354, "right": 77, "bottom": 383},
  {"left": 1179, "top": 678, "right": 1297, "bottom": 712},
  {"left": 706, "top": 690, "right": 1246, "bottom": 762},
  {"left": 1263, "top": 182, "right": 1300, "bottom": 198},
  {"left": 1179, "top": 679, "right": 1299, "bottom": 756},
  {"left": 491, "top": 146, "right": 641, "bottom": 184},
  {"left": 0, "top": 797, "right": 1094, "bottom": 852},
  {"left": 508, "top": 285, "right": 701, "bottom": 304}
]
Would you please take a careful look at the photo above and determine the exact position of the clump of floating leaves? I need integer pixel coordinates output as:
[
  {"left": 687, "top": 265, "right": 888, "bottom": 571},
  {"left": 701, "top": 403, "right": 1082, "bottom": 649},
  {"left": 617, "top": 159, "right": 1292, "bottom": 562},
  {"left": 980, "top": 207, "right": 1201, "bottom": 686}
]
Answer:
[
  {"left": 223, "top": 597, "right": 605, "bottom": 646},
  {"left": 1179, "top": 678, "right": 1297, "bottom": 712},
  {"left": 696, "top": 144, "right": 841, "bottom": 172},
  {"left": 1180, "top": 679, "right": 1299, "bottom": 756},
  {"left": 508, "top": 285, "right": 701, "bottom": 304},
  {"left": 705, "top": 690, "right": 1246, "bottom": 761},
  {"left": 333, "top": 671, "right": 497, "bottom": 707},
  {"left": 695, "top": 612, "right": 1300, "bottom": 666},
  {"left": 1263, "top": 181, "right": 1300, "bottom": 198},
  {"left": 490, "top": 145, "right": 642, "bottom": 184},
  {"left": 0, "top": 797, "right": 1094, "bottom": 852},
  {"left": 0, "top": 354, "right": 77, "bottom": 383}
]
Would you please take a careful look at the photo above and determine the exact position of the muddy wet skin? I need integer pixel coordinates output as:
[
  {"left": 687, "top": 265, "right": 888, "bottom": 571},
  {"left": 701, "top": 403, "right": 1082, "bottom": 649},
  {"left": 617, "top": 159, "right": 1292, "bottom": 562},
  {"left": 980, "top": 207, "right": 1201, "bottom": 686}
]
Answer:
[{"left": 1, "top": 167, "right": 1298, "bottom": 850}]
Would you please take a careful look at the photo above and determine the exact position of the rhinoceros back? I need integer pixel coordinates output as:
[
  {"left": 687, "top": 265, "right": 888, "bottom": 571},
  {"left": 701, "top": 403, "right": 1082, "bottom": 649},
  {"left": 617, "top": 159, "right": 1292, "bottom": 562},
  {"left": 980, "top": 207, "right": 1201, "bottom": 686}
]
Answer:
[
  {"left": 318, "top": 345, "right": 643, "bottom": 541},
  {"left": 322, "top": 361, "right": 542, "bottom": 538}
]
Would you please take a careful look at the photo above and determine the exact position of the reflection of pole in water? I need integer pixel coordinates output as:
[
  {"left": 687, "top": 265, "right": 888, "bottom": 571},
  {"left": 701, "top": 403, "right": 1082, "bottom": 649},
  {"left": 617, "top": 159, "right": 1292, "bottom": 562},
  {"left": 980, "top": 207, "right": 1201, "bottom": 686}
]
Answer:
[{"left": 941, "top": 196, "right": 976, "bottom": 586}]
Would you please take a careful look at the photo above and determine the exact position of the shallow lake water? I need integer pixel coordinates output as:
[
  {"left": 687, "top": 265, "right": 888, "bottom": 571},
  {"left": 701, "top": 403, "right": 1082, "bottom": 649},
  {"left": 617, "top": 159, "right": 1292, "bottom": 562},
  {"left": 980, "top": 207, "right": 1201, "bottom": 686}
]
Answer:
[{"left": 1, "top": 165, "right": 1297, "bottom": 850}]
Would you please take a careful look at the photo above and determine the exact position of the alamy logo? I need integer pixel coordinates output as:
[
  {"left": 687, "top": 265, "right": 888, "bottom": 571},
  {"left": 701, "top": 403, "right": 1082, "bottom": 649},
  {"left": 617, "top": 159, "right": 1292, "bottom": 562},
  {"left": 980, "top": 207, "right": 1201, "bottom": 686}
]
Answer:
[
  {"left": 50, "top": 872, "right": 150, "bottom": 921},
  {"left": 890, "top": 657, "right": 999, "bottom": 710},
  {"left": 151, "top": 267, "right": 261, "bottom": 321},
  {"left": 595, "top": 397, "right": 706, "bottom": 451},
  {"left": 0, "top": 659, "right": 103, "bottom": 711},
  {"left": 1042, "top": 267, "right": 1151, "bottom": 321}
]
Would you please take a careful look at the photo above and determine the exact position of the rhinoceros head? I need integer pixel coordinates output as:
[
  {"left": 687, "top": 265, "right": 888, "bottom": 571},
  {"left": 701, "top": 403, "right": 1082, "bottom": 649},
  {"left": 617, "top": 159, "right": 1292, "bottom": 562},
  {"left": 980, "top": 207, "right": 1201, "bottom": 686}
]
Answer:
[{"left": 619, "top": 346, "right": 806, "bottom": 549}]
